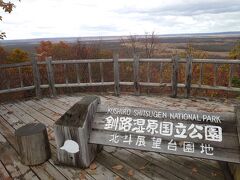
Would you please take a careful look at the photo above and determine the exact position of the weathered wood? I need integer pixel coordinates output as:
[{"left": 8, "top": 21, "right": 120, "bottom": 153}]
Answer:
[
  {"left": 0, "top": 57, "right": 240, "bottom": 97},
  {"left": 54, "top": 82, "right": 114, "bottom": 88},
  {"left": 159, "top": 62, "right": 163, "bottom": 84},
  {"left": 0, "top": 86, "right": 35, "bottom": 94},
  {"left": 52, "top": 59, "right": 113, "bottom": 64},
  {"left": 54, "top": 96, "right": 101, "bottom": 168},
  {"left": 99, "top": 62, "right": 104, "bottom": 83},
  {"left": 190, "top": 84, "right": 240, "bottom": 92},
  {"left": 18, "top": 67, "right": 23, "bottom": 87},
  {"left": 172, "top": 55, "right": 179, "bottom": 98},
  {"left": 15, "top": 101, "right": 54, "bottom": 126},
  {"left": 0, "top": 136, "right": 39, "bottom": 180},
  {"left": 24, "top": 100, "right": 60, "bottom": 121},
  {"left": 92, "top": 116, "right": 238, "bottom": 150},
  {"left": 15, "top": 123, "right": 51, "bottom": 165},
  {"left": 97, "top": 105, "right": 235, "bottom": 123},
  {"left": 0, "top": 94, "right": 232, "bottom": 179},
  {"left": 0, "top": 61, "right": 31, "bottom": 68},
  {"left": 46, "top": 57, "right": 57, "bottom": 96},
  {"left": 235, "top": 106, "right": 240, "bottom": 146},
  {"left": 133, "top": 54, "right": 140, "bottom": 95},
  {"left": 109, "top": 147, "right": 172, "bottom": 180},
  {"left": 147, "top": 62, "right": 150, "bottom": 94},
  {"left": 185, "top": 56, "right": 193, "bottom": 98},
  {"left": 214, "top": 64, "right": 218, "bottom": 86},
  {"left": 96, "top": 150, "right": 152, "bottom": 180},
  {"left": 229, "top": 64, "right": 233, "bottom": 87},
  {"left": 88, "top": 63, "right": 92, "bottom": 83},
  {"left": 199, "top": 63, "right": 203, "bottom": 87},
  {"left": 32, "top": 56, "right": 41, "bottom": 98},
  {"left": 128, "top": 149, "right": 210, "bottom": 180},
  {"left": 2, "top": 102, "right": 94, "bottom": 180},
  {"left": 75, "top": 64, "right": 80, "bottom": 84},
  {"left": 90, "top": 130, "right": 240, "bottom": 164},
  {"left": 64, "top": 64, "right": 68, "bottom": 84},
  {"left": 113, "top": 53, "right": 120, "bottom": 96},
  {"left": 218, "top": 162, "right": 233, "bottom": 180},
  {"left": 163, "top": 153, "right": 225, "bottom": 180},
  {"left": 0, "top": 161, "right": 12, "bottom": 180},
  {"left": 88, "top": 101, "right": 240, "bottom": 164}
]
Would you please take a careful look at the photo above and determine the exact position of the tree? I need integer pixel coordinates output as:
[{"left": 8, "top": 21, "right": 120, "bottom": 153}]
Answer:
[
  {"left": 121, "top": 31, "right": 160, "bottom": 58},
  {"left": 7, "top": 48, "right": 29, "bottom": 63},
  {"left": 229, "top": 40, "right": 240, "bottom": 87},
  {"left": 229, "top": 40, "right": 240, "bottom": 59},
  {"left": 52, "top": 41, "right": 71, "bottom": 60},
  {"left": 180, "top": 42, "right": 208, "bottom": 59},
  {"left": 143, "top": 31, "right": 159, "bottom": 58},
  {"left": 0, "top": 0, "right": 19, "bottom": 39},
  {"left": 0, "top": 46, "right": 8, "bottom": 63}
]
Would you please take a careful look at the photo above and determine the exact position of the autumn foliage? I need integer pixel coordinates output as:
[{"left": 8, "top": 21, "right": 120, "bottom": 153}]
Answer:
[
  {"left": 36, "top": 41, "right": 112, "bottom": 61},
  {"left": 0, "top": 39, "right": 240, "bottom": 102}
]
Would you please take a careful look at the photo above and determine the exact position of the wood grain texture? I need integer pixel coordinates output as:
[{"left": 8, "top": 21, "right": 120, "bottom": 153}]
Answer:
[
  {"left": 133, "top": 54, "right": 140, "bottom": 95},
  {"left": 15, "top": 123, "right": 51, "bottom": 165},
  {"left": 0, "top": 94, "right": 233, "bottom": 179},
  {"left": 90, "top": 103, "right": 240, "bottom": 164},
  {"left": 54, "top": 96, "right": 101, "bottom": 168},
  {"left": 31, "top": 56, "right": 41, "bottom": 98},
  {"left": 46, "top": 56, "right": 57, "bottom": 97},
  {"left": 172, "top": 55, "right": 179, "bottom": 98},
  {"left": 113, "top": 53, "right": 120, "bottom": 96},
  {"left": 185, "top": 56, "right": 193, "bottom": 98}
]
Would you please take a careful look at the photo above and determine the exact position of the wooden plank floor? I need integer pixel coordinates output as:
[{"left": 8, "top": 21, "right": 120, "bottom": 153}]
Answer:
[{"left": 0, "top": 93, "right": 237, "bottom": 180}]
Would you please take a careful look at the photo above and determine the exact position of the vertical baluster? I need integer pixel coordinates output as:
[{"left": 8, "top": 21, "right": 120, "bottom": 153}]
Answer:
[
  {"left": 133, "top": 54, "right": 140, "bottom": 95},
  {"left": 228, "top": 64, "right": 233, "bottom": 87},
  {"left": 64, "top": 64, "right": 68, "bottom": 84},
  {"left": 185, "top": 56, "right": 193, "bottom": 98},
  {"left": 160, "top": 62, "right": 163, "bottom": 84},
  {"left": 147, "top": 62, "right": 150, "bottom": 83},
  {"left": 147, "top": 62, "right": 150, "bottom": 94},
  {"left": 88, "top": 63, "right": 92, "bottom": 83},
  {"left": 100, "top": 62, "right": 104, "bottom": 83},
  {"left": 18, "top": 67, "right": 23, "bottom": 87},
  {"left": 6, "top": 69, "right": 10, "bottom": 89},
  {"left": 46, "top": 57, "right": 56, "bottom": 96},
  {"left": 113, "top": 53, "right": 120, "bottom": 96},
  {"left": 32, "top": 56, "right": 41, "bottom": 97},
  {"left": 214, "top": 63, "right": 217, "bottom": 86},
  {"left": 76, "top": 64, "right": 80, "bottom": 84},
  {"left": 199, "top": 63, "right": 203, "bottom": 87},
  {"left": 172, "top": 55, "right": 179, "bottom": 98}
]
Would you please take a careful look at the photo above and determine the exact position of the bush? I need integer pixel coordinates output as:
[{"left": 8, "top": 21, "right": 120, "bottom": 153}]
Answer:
[{"left": 232, "top": 76, "right": 240, "bottom": 88}]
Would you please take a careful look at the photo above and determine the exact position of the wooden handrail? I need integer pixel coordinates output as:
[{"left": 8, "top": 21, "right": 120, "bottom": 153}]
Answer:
[{"left": 0, "top": 55, "right": 240, "bottom": 98}]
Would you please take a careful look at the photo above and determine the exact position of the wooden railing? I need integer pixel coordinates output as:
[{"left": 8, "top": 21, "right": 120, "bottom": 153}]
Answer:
[{"left": 0, "top": 54, "right": 240, "bottom": 98}]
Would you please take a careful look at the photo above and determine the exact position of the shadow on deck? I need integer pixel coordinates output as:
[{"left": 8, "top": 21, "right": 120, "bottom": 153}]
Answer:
[{"left": 0, "top": 93, "right": 238, "bottom": 180}]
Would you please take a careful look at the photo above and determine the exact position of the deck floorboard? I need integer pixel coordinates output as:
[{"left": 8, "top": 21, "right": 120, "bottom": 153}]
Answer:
[{"left": 0, "top": 93, "right": 236, "bottom": 180}]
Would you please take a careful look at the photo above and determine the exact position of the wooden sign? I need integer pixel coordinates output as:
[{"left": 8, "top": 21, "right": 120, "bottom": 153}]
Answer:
[{"left": 54, "top": 96, "right": 240, "bottom": 168}]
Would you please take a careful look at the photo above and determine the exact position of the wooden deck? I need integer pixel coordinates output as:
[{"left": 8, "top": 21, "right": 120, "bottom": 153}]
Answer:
[{"left": 0, "top": 93, "right": 238, "bottom": 180}]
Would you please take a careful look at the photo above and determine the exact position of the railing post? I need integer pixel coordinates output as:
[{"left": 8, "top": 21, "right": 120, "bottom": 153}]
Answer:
[
  {"left": 235, "top": 106, "right": 240, "bottom": 145},
  {"left": 133, "top": 54, "right": 140, "bottom": 95},
  {"left": 46, "top": 56, "right": 56, "bottom": 97},
  {"left": 185, "top": 55, "right": 193, "bottom": 98},
  {"left": 113, "top": 53, "right": 120, "bottom": 96},
  {"left": 171, "top": 55, "right": 179, "bottom": 98},
  {"left": 31, "top": 56, "right": 41, "bottom": 98}
]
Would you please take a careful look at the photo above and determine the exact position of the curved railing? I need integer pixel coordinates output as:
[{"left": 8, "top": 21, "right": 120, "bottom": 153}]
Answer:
[{"left": 1, "top": 54, "right": 240, "bottom": 98}]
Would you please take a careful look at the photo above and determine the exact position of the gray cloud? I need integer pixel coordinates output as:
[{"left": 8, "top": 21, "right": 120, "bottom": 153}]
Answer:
[{"left": 117, "top": 1, "right": 240, "bottom": 16}]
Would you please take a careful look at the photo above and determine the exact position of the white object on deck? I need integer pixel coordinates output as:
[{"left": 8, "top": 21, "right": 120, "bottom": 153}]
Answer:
[{"left": 60, "top": 140, "right": 80, "bottom": 154}]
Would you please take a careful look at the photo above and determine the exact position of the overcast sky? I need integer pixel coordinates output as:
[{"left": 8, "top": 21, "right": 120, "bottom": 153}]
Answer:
[{"left": 1, "top": 0, "right": 240, "bottom": 40}]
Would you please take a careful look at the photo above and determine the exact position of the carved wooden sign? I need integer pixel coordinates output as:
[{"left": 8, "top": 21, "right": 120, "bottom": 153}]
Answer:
[{"left": 54, "top": 96, "right": 240, "bottom": 168}]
